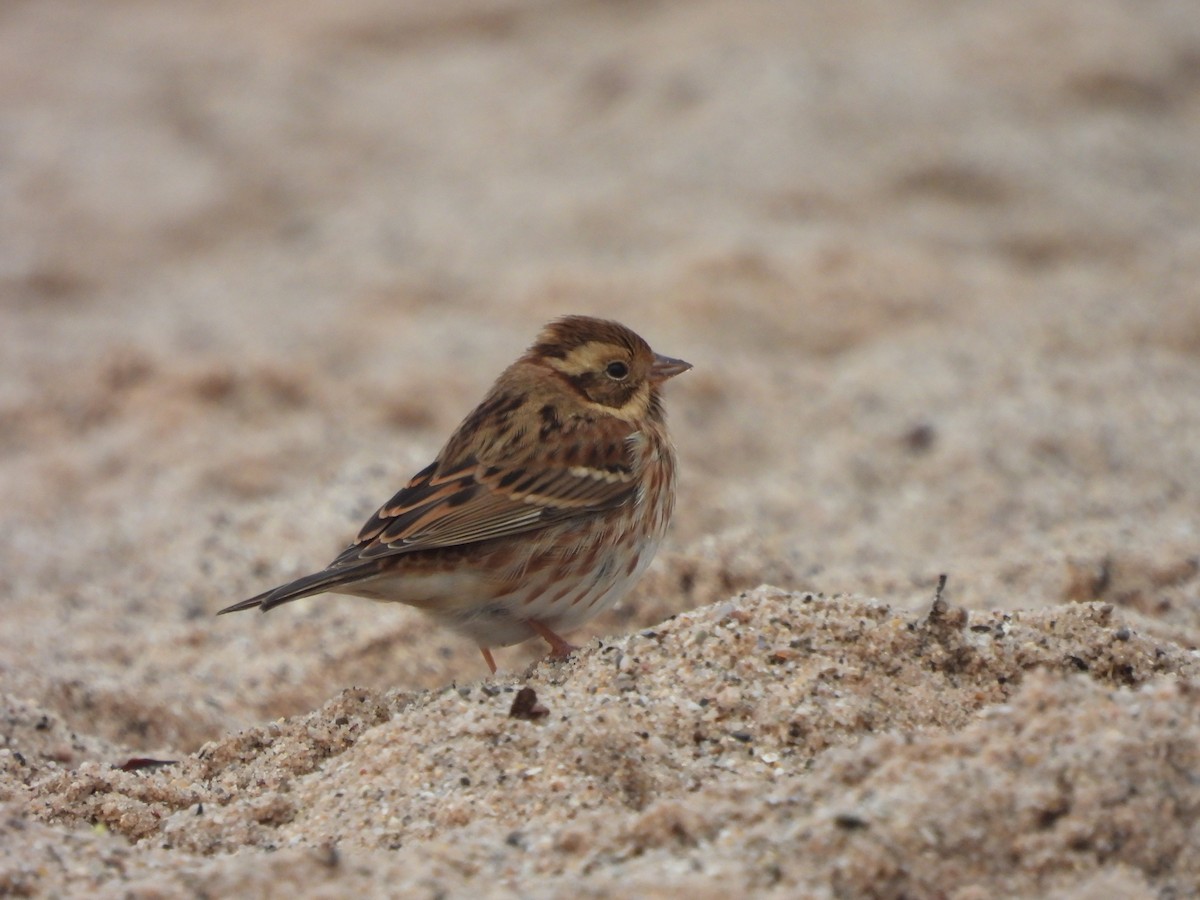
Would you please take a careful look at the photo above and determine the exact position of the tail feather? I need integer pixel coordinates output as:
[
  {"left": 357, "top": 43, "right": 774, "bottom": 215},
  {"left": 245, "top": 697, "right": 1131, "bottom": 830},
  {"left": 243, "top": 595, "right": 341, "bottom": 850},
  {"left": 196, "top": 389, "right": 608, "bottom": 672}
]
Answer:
[{"left": 217, "top": 564, "right": 376, "bottom": 615}]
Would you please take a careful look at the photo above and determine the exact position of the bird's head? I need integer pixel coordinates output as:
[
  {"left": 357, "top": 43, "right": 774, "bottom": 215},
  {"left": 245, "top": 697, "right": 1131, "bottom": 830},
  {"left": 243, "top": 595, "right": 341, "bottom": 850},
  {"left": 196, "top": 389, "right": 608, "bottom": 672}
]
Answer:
[{"left": 527, "top": 316, "right": 691, "bottom": 420}]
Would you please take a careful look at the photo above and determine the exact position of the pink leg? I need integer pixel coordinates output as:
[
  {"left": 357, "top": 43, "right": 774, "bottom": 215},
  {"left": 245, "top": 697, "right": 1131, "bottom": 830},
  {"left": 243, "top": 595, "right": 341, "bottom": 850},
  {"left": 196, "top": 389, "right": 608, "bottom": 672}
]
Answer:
[
  {"left": 528, "top": 620, "right": 579, "bottom": 659},
  {"left": 480, "top": 646, "right": 497, "bottom": 674}
]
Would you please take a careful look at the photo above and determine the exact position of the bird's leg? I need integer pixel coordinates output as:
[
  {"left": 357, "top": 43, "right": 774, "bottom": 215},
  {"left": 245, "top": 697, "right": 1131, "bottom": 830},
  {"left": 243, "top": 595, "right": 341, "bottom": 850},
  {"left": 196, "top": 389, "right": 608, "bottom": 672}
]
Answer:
[
  {"left": 528, "top": 620, "right": 579, "bottom": 659},
  {"left": 479, "top": 646, "right": 497, "bottom": 674}
]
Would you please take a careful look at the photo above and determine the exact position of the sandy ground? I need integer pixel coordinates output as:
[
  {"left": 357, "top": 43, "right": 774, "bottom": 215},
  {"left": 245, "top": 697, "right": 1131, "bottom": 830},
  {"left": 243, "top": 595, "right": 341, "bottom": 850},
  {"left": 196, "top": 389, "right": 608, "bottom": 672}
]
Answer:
[{"left": 3, "top": 0, "right": 1200, "bottom": 896}]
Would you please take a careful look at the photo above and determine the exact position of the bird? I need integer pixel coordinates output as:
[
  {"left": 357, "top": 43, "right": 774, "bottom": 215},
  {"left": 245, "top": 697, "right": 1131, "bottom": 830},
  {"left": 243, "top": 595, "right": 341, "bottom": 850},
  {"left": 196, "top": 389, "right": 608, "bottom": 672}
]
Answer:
[{"left": 218, "top": 315, "right": 691, "bottom": 674}]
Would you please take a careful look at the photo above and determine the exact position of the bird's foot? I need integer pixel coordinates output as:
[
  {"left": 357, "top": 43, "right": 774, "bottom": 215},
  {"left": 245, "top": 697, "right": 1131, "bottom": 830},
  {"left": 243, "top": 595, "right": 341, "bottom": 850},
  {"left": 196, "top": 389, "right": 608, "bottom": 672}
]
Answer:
[{"left": 527, "top": 620, "right": 579, "bottom": 659}]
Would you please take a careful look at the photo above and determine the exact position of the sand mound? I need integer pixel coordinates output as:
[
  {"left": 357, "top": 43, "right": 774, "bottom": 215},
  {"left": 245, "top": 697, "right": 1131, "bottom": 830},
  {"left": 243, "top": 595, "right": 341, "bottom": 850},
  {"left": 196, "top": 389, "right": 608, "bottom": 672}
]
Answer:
[{"left": 5, "top": 591, "right": 1198, "bottom": 896}]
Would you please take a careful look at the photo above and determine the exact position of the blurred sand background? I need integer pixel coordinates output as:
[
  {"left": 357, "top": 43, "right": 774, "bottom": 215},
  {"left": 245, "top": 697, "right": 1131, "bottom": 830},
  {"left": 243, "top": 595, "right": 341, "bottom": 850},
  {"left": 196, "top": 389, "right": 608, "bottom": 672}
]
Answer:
[{"left": 3, "top": 0, "right": 1200, "bottom": 896}]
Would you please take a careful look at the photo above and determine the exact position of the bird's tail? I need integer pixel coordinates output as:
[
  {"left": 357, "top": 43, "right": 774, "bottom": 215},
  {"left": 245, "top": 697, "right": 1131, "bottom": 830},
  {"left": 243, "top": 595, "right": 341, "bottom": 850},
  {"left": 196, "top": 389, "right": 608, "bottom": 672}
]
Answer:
[{"left": 217, "top": 563, "right": 376, "bottom": 615}]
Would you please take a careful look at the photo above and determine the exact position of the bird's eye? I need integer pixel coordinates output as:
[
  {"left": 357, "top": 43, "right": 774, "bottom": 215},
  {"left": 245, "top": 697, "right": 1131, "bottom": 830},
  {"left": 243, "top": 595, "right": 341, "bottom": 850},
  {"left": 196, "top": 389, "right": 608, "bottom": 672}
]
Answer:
[{"left": 605, "top": 360, "right": 630, "bottom": 380}]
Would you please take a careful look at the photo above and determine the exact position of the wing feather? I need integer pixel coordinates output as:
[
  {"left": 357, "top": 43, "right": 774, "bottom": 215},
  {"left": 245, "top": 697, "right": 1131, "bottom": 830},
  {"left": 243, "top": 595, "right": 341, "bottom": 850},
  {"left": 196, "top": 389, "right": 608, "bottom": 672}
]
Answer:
[{"left": 327, "top": 414, "right": 639, "bottom": 567}]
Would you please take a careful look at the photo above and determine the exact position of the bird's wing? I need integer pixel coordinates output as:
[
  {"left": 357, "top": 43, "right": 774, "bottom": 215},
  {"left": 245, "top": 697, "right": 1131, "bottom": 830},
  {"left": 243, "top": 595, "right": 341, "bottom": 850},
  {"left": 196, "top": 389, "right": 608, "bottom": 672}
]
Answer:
[{"left": 329, "top": 416, "right": 639, "bottom": 566}]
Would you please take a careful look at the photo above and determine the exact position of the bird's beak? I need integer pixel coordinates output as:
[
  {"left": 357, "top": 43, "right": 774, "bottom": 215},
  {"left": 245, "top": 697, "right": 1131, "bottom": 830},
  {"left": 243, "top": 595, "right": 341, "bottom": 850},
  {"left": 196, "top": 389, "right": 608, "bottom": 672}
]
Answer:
[{"left": 650, "top": 353, "right": 693, "bottom": 382}]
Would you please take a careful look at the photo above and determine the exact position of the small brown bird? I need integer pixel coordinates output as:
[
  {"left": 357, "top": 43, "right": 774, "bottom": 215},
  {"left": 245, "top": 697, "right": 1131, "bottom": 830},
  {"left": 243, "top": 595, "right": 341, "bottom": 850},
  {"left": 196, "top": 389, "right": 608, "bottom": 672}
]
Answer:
[{"left": 218, "top": 316, "right": 690, "bottom": 674}]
